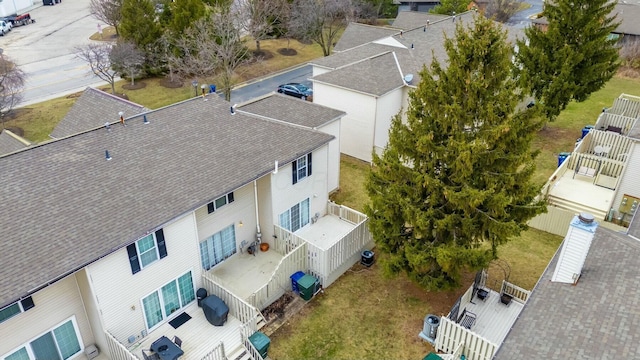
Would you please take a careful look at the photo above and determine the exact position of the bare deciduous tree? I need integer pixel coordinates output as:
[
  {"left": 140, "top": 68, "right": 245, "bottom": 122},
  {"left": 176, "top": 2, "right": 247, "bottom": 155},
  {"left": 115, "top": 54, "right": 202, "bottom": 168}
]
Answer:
[
  {"left": 485, "top": 0, "right": 523, "bottom": 23},
  {"left": 0, "top": 55, "right": 25, "bottom": 129},
  {"left": 110, "top": 41, "right": 145, "bottom": 86},
  {"left": 620, "top": 39, "right": 640, "bottom": 69},
  {"left": 169, "top": 9, "right": 250, "bottom": 101},
  {"left": 238, "top": 0, "right": 288, "bottom": 53},
  {"left": 90, "top": 0, "right": 123, "bottom": 35},
  {"left": 75, "top": 44, "right": 118, "bottom": 94},
  {"left": 289, "top": 0, "right": 362, "bottom": 57}
]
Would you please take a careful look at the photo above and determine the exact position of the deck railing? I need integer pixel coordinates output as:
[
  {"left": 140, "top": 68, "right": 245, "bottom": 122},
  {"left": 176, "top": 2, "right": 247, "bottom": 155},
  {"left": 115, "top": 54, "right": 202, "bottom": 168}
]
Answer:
[
  {"left": 500, "top": 280, "right": 530, "bottom": 304},
  {"left": 202, "top": 272, "right": 262, "bottom": 326},
  {"left": 608, "top": 94, "right": 640, "bottom": 118},
  {"left": 198, "top": 342, "right": 226, "bottom": 360},
  {"left": 572, "top": 130, "right": 632, "bottom": 164},
  {"left": 105, "top": 331, "right": 139, "bottom": 360},
  {"left": 594, "top": 112, "right": 637, "bottom": 135},
  {"left": 327, "top": 201, "right": 367, "bottom": 224},
  {"left": 435, "top": 316, "right": 497, "bottom": 360},
  {"left": 248, "top": 241, "right": 307, "bottom": 310},
  {"left": 240, "top": 323, "right": 265, "bottom": 360},
  {"left": 273, "top": 225, "right": 306, "bottom": 255}
]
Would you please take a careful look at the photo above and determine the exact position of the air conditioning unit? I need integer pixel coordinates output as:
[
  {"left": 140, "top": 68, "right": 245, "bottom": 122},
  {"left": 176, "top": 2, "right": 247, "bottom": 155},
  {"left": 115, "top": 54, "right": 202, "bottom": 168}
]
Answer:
[{"left": 85, "top": 344, "right": 99, "bottom": 360}]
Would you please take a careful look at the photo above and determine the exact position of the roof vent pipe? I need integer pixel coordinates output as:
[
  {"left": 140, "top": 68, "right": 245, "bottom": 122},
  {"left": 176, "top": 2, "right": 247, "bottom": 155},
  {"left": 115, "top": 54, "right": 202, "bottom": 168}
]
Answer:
[
  {"left": 105, "top": 150, "right": 112, "bottom": 160},
  {"left": 273, "top": 160, "right": 278, "bottom": 174},
  {"left": 143, "top": 115, "right": 149, "bottom": 124},
  {"left": 118, "top": 111, "right": 125, "bottom": 126},
  {"left": 105, "top": 122, "right": 111, "bottom": 131},
  {"left": 230, "top": 105, "right": 236, "bottom": 115}
]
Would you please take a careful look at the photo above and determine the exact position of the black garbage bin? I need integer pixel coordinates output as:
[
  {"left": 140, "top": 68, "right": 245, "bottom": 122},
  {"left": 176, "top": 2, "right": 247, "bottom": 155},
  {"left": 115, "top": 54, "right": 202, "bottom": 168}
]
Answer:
[
  {"left": 197, "top": 288, "right": 208, "bottom": 307},
  {"left": 361, "top": 250, "right": 374, "bottom": 267}
]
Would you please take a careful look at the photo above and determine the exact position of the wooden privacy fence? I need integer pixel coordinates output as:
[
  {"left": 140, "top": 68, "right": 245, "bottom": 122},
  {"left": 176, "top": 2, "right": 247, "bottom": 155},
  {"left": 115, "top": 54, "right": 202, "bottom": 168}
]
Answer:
[
  {"left": 528, "top": 207, "right": 575, "bottom": 237},
  {"left": 105, "top": 331, "right": 139, "bottom": 360},
  {"left": 273, "top": 225, "right": 306, "bottom": 255},
  {"left": 608, "top": 94, "right": 640, "bottom": 118},
  {"left": 435, "top": 317, "right": 497, "bottom": 360},
  {"left": 248, "top": 241, "right": 307, "bottom": 310},
  {"left": 574, "top": 130, "right": 632, "bottom": 163},
  {"left": 307, "top": 218, "right": 374, "bottom": 287},
  {"left": 327, "top": 201, "right": 367, "bottom": 224}
]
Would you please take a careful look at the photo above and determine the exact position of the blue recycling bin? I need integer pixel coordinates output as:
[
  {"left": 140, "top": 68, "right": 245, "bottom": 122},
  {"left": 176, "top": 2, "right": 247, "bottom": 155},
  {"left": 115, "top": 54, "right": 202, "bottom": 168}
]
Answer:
[
  {"left": 558, "top": 152, "right": 570, "bottom": 167},
  {"left": 209, "top": 84, "right": 216, "bottom": 93},
  {"left": 581, "top": 125, "right": 594, "bottom": 139},
  {"left": 290, "top": 271, "right": 305, "bottom": 293}
]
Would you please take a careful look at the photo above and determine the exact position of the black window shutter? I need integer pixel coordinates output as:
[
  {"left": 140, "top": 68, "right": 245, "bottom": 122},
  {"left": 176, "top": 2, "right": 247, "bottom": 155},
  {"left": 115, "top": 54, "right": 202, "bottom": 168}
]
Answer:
[
  {"left": 307, "top": 153, "right": 312, "bottom": 176},
  {"left": 228, "top": 192, "right": 234, "bottom": 203},
  {"left": 292, "top": 159, "right": 298, "bottom": 184},
  {"left": 207, "top": 202, "right": 215, "bottom": 214},
  {"left": 156, "top": 229, "right": 168, "bottom": 259},
  {"left": 127, "top": 244, "right": 141, "bottom": 274},
  {"left": 21, "top": 297, "right": 35, "bottom": 311}
]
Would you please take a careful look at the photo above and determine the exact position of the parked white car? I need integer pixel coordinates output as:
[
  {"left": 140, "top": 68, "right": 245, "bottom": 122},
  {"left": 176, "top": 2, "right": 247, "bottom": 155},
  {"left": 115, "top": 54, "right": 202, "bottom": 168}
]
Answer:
[{"left": 0, "top": 20, "right": 11, "bottom": 36}]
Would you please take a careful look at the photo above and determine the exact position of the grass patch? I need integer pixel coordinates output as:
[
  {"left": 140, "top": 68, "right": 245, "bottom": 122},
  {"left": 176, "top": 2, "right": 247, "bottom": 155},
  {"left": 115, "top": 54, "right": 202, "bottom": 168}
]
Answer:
[
  {"left": 329, "top": 155, "right": 371, "bottom": 212},
  {"left": 3, "top": 95, "right": 78, "bottom": 143}
]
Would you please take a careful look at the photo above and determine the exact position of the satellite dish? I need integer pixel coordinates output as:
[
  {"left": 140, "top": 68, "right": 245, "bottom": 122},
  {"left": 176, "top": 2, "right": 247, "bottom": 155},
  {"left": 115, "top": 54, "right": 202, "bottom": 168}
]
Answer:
[{"left": 404, "top": 74, "right": 414, "bottom": 84}]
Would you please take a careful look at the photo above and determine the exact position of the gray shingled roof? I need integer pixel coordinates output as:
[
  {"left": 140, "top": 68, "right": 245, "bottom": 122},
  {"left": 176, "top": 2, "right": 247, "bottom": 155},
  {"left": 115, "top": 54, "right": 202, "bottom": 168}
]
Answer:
[
  {"left": 334, "top": 23, "right": 400, "bottom": 52},
  {"left": 392, "top": 11, "right": 448, "bottom": 31},
  {"left": 50, "top": 87, "right": 148, "bottom": 139},
  {"left": 310, "top": 43, "right": 396, "bottom": 70},
  {"left": 237, "top": 93, "right": 346, "bottom": 128},
  {"left": 313, "top": 52, "right": 405, "bottom": 96},
  {"left": 495, "top": 225, "right": 640, "bottom": 359},
  {"left": 0, "top": 130, "right": 30, "bottom": 156},
  {"left": 0, "top": 95, "right": 333, "bottom": 308}
]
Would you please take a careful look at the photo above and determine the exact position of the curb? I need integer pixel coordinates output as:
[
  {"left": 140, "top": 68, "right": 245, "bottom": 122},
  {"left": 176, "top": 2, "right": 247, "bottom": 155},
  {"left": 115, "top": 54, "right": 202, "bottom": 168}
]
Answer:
[{"left": 232, "top": 62, "right": 311, "bottom": 90}]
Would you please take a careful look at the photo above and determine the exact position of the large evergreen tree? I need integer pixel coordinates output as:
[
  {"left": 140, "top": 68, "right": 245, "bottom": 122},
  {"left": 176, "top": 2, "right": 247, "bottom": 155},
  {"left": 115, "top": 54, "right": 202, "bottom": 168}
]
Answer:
[
  {"left": 431, "top": 0, "right": 471, "bottom": 15},
  {"left": 168, "top": 0, "right": 206, "bottom": 36},
  {"left": 516, "top": 0, "right": 619, "bottom": 122},
  {"left": 365, "top": 15, "right": 545, "bottom": 290},
  {"left": 120, "top": 0, "right": 163, "bottom": 50}
]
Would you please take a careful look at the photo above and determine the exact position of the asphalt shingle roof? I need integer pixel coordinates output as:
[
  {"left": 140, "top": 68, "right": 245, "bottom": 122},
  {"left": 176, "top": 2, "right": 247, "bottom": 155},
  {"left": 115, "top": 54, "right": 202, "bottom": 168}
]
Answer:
[
  {"left": 0, "top": 95, "right": 334, "bottom": 308},
  {"left": 237, "top": 93, "right": 345, "bottom": 128},
  {"left": 334, "top": 23, "right": 400, "bottom": 52},
  {"left": 0, "top": 130, "right": 30, "bottom": 156},
  {"left": 392, "top": 11, "right": 448, "bottom": 31},
  {"left": 495, "top": 225, "right": 640, "bottom": 359},
  {"left": 50, "top": 87, "right": 148, "bottom": 139}
]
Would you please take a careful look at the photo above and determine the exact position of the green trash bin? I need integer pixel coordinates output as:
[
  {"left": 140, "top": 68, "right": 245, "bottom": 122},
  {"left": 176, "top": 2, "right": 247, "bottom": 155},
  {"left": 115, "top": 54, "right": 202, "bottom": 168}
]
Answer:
[
  {"left": 249, "top": 331, "right": 270, "bottom": 358},
  {"left": 297, "top": 274, "right": 317, "bottom": 301}
]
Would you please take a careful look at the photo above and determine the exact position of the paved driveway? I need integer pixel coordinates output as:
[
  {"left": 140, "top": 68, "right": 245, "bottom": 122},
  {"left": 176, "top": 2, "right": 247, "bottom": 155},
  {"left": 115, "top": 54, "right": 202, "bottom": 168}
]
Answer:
[{"left": 1, "top": 0, "right": 107, "bottom": 105}]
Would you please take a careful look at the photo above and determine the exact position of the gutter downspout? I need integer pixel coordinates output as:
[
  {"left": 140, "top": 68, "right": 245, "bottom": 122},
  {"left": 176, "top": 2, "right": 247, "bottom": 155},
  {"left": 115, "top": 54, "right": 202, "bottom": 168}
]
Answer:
[{"left": 254, "top": 180, "right": 262, "bottom": 243}]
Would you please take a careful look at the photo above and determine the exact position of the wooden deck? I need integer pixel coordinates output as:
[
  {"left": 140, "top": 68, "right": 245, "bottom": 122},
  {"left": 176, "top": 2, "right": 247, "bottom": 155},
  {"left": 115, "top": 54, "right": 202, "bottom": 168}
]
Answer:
[
  {"left": 128, "top": 302, "right": 244, "bottom": 359},
  {"left": 547, "top": 170, "right": 615, "bottom": 217},
  {"left": 459, "top": 289, "right": 525, "bottom": 346},
  {"left": 296, "top": 215, "right": 356, "bottom": 250}
]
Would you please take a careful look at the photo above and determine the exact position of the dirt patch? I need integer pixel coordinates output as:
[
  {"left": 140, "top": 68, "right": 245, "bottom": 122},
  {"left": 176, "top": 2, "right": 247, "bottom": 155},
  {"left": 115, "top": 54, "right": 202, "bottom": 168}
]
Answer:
[
  {"left": 122, "top": 82, "right": 147, "bottom": 90},
  {"left": 538, "top": 126, "right": 576, "bottom": 151},
  {"left": 4, "top": 126, "right": 24, "bottom": 136},
  {"left": 263, "top": 292, "right": 295, "bottom": 323},
  {"left": 159, "top": 77, "right": 184, "bottom": 89},
  {"left": 277, "top": 48, "right": 298, "bottom": 56},
  {"left": 252, "top": 50, "right": 275, "bottom": 61}
]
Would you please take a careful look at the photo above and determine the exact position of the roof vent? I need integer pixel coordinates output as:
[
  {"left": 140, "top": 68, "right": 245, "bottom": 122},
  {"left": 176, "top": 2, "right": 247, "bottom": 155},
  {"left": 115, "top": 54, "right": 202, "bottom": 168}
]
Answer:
[
  {"left": 143, "top": 115, "right": 149, "bottom": 124},
  {"left": 105, "top": 150, "right": 112, "bottom": 161},
  {"left": 578, "top": 212, "right": 595, "bottom": 224},
  {"left": 230, "top": 105, "right": 236, "bottom": 115},
  {"left": 105, "top": 122, "right": 111, "bottom": 131},
  {"left": 404, "top": 74, "right": 414, "bottom": 84},
  {"left": 118, "top": 111, "right": 125, "bottom": 127},
  {"left": 411, "top": 43, "right": 414, "bottom": 49}
]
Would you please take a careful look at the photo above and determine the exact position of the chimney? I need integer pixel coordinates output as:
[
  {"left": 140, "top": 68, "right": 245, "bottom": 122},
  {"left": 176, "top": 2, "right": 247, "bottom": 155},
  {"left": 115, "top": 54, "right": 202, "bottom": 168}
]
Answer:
[{"left": 551, "top": 213, "right": 599, "bottom": 284}]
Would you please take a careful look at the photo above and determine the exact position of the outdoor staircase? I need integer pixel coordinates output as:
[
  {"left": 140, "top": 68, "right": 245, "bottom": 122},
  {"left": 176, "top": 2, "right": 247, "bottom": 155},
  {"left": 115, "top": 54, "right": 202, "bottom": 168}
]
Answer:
[
  {"left": 227, "top": 346, "right": 253, "bottom": 360},
  {"left": 547, "top": 194, "right": 608, "bottom": 220}
]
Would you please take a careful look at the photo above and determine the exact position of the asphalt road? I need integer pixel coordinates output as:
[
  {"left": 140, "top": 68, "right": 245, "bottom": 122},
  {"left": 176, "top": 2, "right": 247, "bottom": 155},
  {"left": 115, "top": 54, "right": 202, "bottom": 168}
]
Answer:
[
  {"left": 229, "top": 64, "right": 313, "bottom": 104},
  {"left": 1, "top": 0, "right": 107, "bottom": 106},
  {"left": 506, "top": 0, "right": 544, "bottom": 29}
]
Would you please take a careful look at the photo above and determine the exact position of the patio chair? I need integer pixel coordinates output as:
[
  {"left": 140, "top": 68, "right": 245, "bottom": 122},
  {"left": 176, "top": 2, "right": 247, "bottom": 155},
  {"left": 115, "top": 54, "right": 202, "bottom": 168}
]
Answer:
[
  {"left": 173, "top": 336, "right": 182, "bottom": 348},
  {"left": 500, "top": 292, "right": 513, "bottom": 306}
]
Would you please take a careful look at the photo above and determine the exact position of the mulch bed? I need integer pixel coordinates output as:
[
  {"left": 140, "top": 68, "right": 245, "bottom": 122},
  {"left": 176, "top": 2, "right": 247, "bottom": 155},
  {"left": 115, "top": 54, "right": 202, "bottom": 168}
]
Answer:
[
  {"left": 159, "top": 77, "right": 184, "bottom": 88},
  {"left": 263, "top": 292, "right": 295, "bottom": 322},
  {"left": 252, "top": 50, "right": 275, "bottom": 61},
  {"left": 4, "top": 126, "right": 24, "bottom": 136},
  {"left": 277, "top": 48, "right": 298, "bottom": 56},
  {"left": 122, "top": 82, "right": 147, "bottom": 90}
]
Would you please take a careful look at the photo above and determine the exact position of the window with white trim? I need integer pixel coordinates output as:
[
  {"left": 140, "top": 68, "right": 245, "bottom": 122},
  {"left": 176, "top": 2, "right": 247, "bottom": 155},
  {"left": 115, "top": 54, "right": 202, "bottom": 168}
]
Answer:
[
  {"left": 207, "top": 192, "right": 235, "bottom": 214},
  {"left": 126, "top": 229, "right": 168, "bottom": 274},
  {"left": 292, "top": 153, "right": 312, "bottom": 184},
  {"left": 141, "top": 271, "right": 195, "bottom": 330},
  {"left": 2, "top": 317, "right": 82, "bottom": 360},
  {"left": 200, "top": 225, "right": 236, "bottom": 270},
  {"left": 279, "top": 198, "right": 310, "bottom": 232},
  {"left": 0, "top": 297, "right": 35, "bottom": 325}
]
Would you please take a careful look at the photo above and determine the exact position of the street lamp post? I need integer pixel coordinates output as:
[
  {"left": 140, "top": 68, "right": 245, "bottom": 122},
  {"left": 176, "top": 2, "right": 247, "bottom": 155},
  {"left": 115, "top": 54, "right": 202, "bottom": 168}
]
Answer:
[{"left": 191, "top": 80, "right": 198, "bottom": 97}]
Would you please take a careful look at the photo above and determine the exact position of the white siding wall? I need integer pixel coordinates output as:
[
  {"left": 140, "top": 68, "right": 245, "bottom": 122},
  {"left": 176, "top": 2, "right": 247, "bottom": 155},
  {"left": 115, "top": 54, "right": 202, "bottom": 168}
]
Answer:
[
  {"left": 373, "top": 88, "right": 404, "bottom": 154},
  {"left": 271, "top": 145, "right": 330, "bottom": 229},
  {"left": 257, "top": 175, "right": 275, "bottom": 248},
  {"left": 313, "top": 83, "right": 377, "bottom": 162},
  {"left": 318, "top": 120, "right": 341, "bottom": 193},
  {"left": 75, "top": 270, "right": 106, "bottom": 358},
  {"left": 612, "top": 142, "right": 640, "bottom": 217},
  {"left": 552, "top": 223, "right": 596, "bottom": 284},
  {"left": 194, "top": 182, "right": 258, "bottom": 253},
  {"left": 0, "top": 276, "right": 95, "bottom": 359},
  {"left": 85, "top": 214, "right": 202, "bottom": 345}
]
